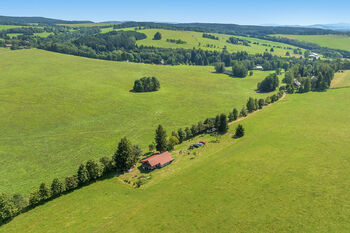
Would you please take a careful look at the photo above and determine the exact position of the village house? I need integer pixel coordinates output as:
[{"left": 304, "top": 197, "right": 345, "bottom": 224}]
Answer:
[
  {"left": 141, "top": 151, "right": 174, "bottom": 170},
  {"left": 309, "top": 52, "right": 320, "bottom": 59},
  {"left": 254, "top": 65, "right": 263, "bottom": 70}
]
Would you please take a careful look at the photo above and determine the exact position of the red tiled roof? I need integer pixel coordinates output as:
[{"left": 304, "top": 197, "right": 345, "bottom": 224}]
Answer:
[{"left": 142, "top": 151, "right": 174, "bottom": 167}]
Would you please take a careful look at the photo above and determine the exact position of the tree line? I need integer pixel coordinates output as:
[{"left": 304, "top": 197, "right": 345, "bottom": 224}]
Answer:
[
  {"left": 166, "top": 39, "right": 186, "bottom": 44},
  {"left": 202, "top": 33, "right": 219, "bottom": 40}
]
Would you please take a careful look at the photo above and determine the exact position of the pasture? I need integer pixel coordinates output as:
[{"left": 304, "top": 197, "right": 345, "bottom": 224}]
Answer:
[
  {"left": 1, "top": 73, "right": 350, "bottom": 232},
  {"left": 273, "top": 34, "right": 350, "bottom": 52},
  {"left": 100, "top": 28, "right": 304, "bottom": 56},
  {"left": 0, "top": 48, "right": 272, "bottom": 195},
  {"left": 0, "top": 25, "right": 23, "bottom": 31}
]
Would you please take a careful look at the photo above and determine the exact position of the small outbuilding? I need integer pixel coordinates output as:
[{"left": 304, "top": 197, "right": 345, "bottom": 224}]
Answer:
[
  {"left": 141, "top": 151, "right": 174, "bottom": 170},
  {"left": 254, "top": 65, "right": 263, "bottom": 70}
]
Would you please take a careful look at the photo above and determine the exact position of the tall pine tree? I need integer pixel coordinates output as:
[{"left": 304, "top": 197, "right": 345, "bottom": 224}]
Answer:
[{"left": 155, "top": 125, "right": 168, "bottom": 152}]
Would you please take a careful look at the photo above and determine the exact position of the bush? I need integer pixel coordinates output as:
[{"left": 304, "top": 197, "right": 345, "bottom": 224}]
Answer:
[
  {"left": 86, "top": 160, "right": 103, "bottom": 180},
  {"left": 65, "top": 176, "right": 79, "bottom": 191},
  {"left": 232, "top": 62, "right": 248, "bottom": 78},
  {"left": 51, "top": 178, "right": 65, "bottom": 197},
  {"left": 215, "top": 62, "right": 225, "bottom": 73}
]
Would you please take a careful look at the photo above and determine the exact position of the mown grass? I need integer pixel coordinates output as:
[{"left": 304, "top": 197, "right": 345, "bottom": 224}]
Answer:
[
  {"left": 100, "top": 28, "right": 304, "bottom": 56},
  {"left": 331, "top": 70, "right": 350, "bottom": 88},
  {"left": 0, "top": 48, "right": 272, "bottom": 195},
  {"left": 273, "top": 34, "right": 350, "bottom": 52},
  {"left": 1, "top": 75, "right": 350, "bottom": 232}
]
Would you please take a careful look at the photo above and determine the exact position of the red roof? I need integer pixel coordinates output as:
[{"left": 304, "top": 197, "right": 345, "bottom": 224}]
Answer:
[{"left": 142, "top": 151, "right": 174, "bottom": 167}]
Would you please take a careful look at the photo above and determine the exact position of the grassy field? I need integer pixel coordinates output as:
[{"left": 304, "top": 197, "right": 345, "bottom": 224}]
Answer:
[
  {"left": 0, "top": 48, "right": 273, "bottom": 195},
  {"left": 331, "top": 70, "right": 350, "bottom": 88},
  {"left": 273, "top": 34, "right": 350, "bottom": 52},
  {"left": 1, "top": 73, "right": 350, "bottom": 232},
  {"left": 100, "top": 28, "right": 304, "bottom": 56},
  {"left": 0, "top": 25, "right": 23, "bottom": 31}
]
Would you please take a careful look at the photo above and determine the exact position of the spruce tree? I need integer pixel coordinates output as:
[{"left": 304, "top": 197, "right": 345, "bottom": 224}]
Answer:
[
  {"left": 228, "top": 112, "right": 234, "bottom": 122},
  {"left": 155, "top": 125, "right": 168, "bottom": 152},
  {"left": 218, "top": 114, "right": 228, "bottom": 133},
  {"left": 246, "top": 97, "right": 256, "bottom": 112},
  {"left": 240, "top": 107, "right": 247, "bottom": 117},
  {"left": 114, "top": 137, "right": 133, "bottom": 170},
  {"left": 177, "top": 128, "right": 185, "bottom": 143},
  {"left": 235, "top": 124, "right": 245, "bottom": 138},
  {"left": 215, "top": 115, "right": 220, "bottom": 129},
  {"left": 233, "top": 108, "right": 238, "bottom": 120}
]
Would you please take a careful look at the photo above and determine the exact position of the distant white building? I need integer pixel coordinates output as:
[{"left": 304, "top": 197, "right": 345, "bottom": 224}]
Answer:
[
  {"left": 293, "top": 79, "right": 301, "bottom": 87},
  {"left": 254, "top": 65, "right": 263, "bottom": 70},
  {"left": 309, "top": 53, "right": 320, "bottom": 59}
]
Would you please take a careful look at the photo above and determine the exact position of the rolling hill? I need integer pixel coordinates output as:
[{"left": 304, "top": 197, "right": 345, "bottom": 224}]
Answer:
[
  {"left": 1, "top": 71, "right": 349, "bottom": 233},
  {"left": 0, "top": 48, "right": 273, "bottom": 195}
]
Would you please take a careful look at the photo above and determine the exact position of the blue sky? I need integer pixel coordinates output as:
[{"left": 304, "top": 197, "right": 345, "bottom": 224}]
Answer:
[{"left": 1, "top": 0, "right": 349, "bottom": 25}]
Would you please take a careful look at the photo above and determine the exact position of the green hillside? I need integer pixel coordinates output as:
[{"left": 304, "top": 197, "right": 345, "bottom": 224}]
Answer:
[
  {"left": 100, "top": 28, "right": 304, "bottom": 56},
  {"left": 273, "top": 34, "right": 350, "bottom": 52},
  {"left": 0, "top": 48, "right": 272, "bottom": 195},
  {"left": 1, "top": 72, "right": 349, "bottom": 233}
]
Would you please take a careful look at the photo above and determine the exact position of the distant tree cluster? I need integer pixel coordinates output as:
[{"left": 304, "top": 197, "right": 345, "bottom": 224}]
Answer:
[
  {"left": 282, "top": 62, "right": 336, "bottom": 93},
  {"left": 153, "top": 32, "right": 162, "bottom": 40},
  {"left": 133, "top": 77, "right": 160, "bottom": 92},
  {"left": 226, "top": 37, "right": 251, "bottom": 46},
  {"left": 202, "top": 33, "right": 218, "bottom": 40},
  {"left": 232, "top": 61, "right": 248, "bottom": 78},
  {"left": 257, "top": 73, "right": 279, "bottom": 92},
  {"left": 166, "top": 39, "right": 186, "bottom": 44}
]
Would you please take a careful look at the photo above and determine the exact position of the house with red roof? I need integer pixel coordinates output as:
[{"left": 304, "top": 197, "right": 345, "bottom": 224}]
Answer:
[{"left": 141, "top": 151, "right": 174, "bottom": 170}]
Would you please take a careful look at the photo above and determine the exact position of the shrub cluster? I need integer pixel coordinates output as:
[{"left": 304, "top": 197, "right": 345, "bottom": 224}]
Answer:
[
  {"left": 166, "top": 39, "right": 186, "bottom": 44},
  {"left": 257, "top": 73, "right": 279, "bottom": 92},
  {"left": 202, "top": 33, "right": 218, "bottom": 40},
  {"left": 133, "top": 77, "right": 160, "bottom": 92}
]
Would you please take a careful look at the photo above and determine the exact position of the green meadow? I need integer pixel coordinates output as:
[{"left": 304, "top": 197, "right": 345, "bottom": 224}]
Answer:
[
  {"left": 274, "top": 34, "right": 350, "bottom": 52},
  {"left": 1, "top": 72, "right": 350, "bottom": 233},
  {"left": 100, "top": 28, "right": 304, "bottom": 56},
  {"left": 0, "top": 25, "right": 23, "bottom": 31},
  {"left": 0, "top": 48, "right": 272, "bottom": 195}
]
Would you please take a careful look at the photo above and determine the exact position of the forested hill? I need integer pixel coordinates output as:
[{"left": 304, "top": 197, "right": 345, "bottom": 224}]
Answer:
[
  {"left": 119, "top": 21, "right": 338, "bottom": 36},
  {"left": 0, "top": 15, "right": 92, "bottom": 25}
]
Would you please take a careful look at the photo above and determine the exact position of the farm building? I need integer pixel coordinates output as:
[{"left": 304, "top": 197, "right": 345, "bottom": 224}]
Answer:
[
  {"left": 254, "top": 65, "right": 263, "bottom": 70},
  {"left": 309, "top": 53, "right": 320, "bottom": 59},
  {"left": 141, "top": 151, "right": 174, "bottom": 170}
]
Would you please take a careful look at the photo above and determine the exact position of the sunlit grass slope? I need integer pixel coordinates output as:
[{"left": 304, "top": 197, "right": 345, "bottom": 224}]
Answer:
[
  {"left": 0, "top": 48, "right": 271, "bottom": 194},
  {"left": 273, "top": 34, "right": 350, "bottom": 52},
  {"left": 100, "top": 28, "right": 304, "bottom": 56},
  {"left": 1, "top": 78, "right": 350, "bottom": 232}
]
